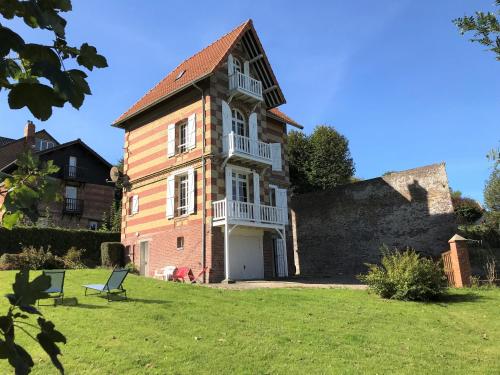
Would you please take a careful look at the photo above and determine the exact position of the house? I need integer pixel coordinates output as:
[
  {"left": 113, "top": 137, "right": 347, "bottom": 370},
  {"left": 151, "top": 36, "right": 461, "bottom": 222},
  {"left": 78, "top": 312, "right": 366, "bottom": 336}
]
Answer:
[
  {"left": 113, "top": 20, "right": 302, "bottom": 282},
  {"left": 0, "top": 121, "right": 115, "bottom": 230}
]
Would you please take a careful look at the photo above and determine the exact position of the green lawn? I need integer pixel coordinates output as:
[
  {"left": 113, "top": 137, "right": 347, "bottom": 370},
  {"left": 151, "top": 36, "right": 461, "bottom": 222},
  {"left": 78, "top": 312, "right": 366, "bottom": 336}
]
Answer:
[{"left": 0, "top": 270, "right": 499, "bottom": 374}]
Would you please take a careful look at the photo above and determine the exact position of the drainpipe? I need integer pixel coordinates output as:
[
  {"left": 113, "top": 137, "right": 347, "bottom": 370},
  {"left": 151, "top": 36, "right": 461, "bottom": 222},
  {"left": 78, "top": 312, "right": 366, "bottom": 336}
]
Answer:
[{"left": 193, "top": 82, "right": 207, "bottom": 282}]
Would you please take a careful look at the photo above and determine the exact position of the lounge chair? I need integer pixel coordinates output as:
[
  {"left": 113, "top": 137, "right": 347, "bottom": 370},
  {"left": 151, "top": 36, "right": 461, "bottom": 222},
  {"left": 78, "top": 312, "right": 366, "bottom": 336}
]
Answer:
[
  {"left": 83, "top": 268, "right": 129, "bottom": 301},
  {"left": 190, "top": 267, "right": 209, "bottom": 284},
  {"left": 38, "top": 269, "right": 65, "bottom": 306},
  {"left": 154, "top": 265, "right": 177, "bottom": 280}
]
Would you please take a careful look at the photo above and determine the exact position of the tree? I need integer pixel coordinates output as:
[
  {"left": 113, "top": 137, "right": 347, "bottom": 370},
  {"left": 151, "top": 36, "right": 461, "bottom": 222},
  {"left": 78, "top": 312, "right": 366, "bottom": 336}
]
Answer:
[
  {"left": 0, "top": 151, "right": 61, "bottom": 229},
  {"left": 449, "top": 188, "right": 484, "bottom": 224},
  {"left": 484, "top": 146, "right": 500, "bottom": 226},
  {"left": 0, "top": 0, "right": 108, "bottom": 121},
  {"left": 287, "top": 125, "right": 355, "bottom": 194},
  {"left": 453, "top": 1, "right": 500, "bottom": 61}
]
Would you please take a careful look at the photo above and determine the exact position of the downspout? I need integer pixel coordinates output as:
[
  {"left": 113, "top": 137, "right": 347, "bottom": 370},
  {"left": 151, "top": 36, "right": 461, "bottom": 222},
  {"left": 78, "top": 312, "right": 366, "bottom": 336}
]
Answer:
[{"left": 193, "top": 82, "right": 207, "bottom": 282}]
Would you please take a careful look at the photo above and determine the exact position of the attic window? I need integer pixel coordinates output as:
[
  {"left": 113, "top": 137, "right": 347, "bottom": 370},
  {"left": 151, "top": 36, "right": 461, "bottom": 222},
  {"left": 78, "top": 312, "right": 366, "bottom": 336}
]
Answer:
[{"left": 175, "top": 70, "right": 186, "bottom": 81}]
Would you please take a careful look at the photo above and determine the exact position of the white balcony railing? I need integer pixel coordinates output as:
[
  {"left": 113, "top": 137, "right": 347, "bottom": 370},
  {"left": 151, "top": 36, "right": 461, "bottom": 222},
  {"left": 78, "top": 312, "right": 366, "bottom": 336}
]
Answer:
[
  {"left": 213, "top": 199, "right": 286, "bottom": 226},
  {"left": 229, "top": 72, "right": 263, "bottom": 101},
  {"left": 223, "top": 132, "right": 272, "bottom": 164}
]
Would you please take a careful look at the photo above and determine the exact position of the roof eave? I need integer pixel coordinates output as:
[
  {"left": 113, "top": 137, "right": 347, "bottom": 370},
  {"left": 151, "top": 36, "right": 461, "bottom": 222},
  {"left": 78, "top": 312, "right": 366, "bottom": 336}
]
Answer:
[
  {"left": 267, "top": 112, "right": 303, "bottom": 129},
  {"left": 112, "top": 74, "right": 213, "bottom": 128}
]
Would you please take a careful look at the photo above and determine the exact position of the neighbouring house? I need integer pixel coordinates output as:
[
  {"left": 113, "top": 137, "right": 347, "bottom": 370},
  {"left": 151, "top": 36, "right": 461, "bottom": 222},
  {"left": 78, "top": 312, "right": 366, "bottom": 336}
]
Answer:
[
  {"left": 113, "top": 20, "right": 302, "bottom": 282},
  {"left": 0, "top": 121, "right": 115, "bottom": 230}
]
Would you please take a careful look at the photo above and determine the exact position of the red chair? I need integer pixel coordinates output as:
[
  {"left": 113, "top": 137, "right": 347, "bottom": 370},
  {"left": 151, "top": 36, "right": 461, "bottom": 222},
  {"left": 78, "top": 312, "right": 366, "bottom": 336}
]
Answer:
[{"left": 172, "top": 267, "right": 193, "bottom": 283}]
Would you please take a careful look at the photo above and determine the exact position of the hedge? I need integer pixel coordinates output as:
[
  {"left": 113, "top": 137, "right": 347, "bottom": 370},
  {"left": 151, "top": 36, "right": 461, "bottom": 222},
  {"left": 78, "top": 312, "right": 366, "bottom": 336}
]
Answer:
[
  {"left": 0, "top": 227, "right": 120, "bottom": 264},
  {"left": 101, "top": 242, "right": 125, "bottom": 267}
]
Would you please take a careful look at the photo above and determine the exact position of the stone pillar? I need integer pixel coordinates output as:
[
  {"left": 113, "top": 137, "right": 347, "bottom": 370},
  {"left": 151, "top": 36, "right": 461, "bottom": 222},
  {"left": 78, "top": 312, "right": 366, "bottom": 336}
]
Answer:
[{"left": 448, "top": 234, "right": 471, "bottom": 287}]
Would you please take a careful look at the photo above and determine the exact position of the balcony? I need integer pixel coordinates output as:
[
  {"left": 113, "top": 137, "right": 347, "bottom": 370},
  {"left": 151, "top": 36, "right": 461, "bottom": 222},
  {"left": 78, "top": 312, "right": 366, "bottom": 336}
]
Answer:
[
  {"left": 223, "top": 132, "right": 273, "bottom": 167},
  {"left": 63, "top": 198, "right": 84, "bottom": 215},
  {"left": 229, "top": 72, "right": 263, "bottom": 103},
  {"left": 212, "top": 199, "right": 286, "bottom": 228},
  {"left": 62, "top": 165, "right": 85, "bottom": 182}
]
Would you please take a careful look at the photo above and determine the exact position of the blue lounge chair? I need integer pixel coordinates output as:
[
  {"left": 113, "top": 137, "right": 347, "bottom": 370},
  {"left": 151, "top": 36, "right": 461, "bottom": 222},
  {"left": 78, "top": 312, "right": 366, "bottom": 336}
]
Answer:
[
  {"left": 83, "top": 268, "right": 129, "bottom": 301},
  {"left": 38, "top": 270, "right": 65, "bottom": 306}
]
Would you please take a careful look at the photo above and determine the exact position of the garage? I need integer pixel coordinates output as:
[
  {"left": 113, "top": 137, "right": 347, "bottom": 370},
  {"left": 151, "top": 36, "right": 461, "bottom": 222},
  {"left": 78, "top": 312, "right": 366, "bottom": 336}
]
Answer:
[{"left": 228, "top": 230, "right": 264, "bottom": 280}]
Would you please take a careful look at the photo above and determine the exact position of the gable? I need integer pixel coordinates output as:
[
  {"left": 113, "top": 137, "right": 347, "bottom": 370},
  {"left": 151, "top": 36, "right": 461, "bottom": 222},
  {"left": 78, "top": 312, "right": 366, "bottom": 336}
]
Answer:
[{"left": 114, "top": 19, "right": 285, "bottom": 127}]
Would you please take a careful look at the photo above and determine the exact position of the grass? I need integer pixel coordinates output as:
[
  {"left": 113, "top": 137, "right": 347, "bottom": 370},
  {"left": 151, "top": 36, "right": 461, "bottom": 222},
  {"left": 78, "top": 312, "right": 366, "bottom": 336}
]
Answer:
[{"left": 0, "top": 270, "right": 499, "bottom": 374}]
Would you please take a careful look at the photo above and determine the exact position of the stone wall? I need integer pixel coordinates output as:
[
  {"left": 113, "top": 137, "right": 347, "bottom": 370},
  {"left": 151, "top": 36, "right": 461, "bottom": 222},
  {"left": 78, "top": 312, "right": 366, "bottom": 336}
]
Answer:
[{"left": 290, "top": 163, "right": 457, "bottom": 281}]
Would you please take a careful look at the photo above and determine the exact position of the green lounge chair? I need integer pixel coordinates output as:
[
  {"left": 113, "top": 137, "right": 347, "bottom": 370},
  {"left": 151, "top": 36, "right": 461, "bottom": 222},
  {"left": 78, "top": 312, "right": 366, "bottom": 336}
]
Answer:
[
  {"left": 83, "top": 268, "right": 129, "bottom": 301},
  {"left": 38, "top": 269, "right": 65, "bottom": 306}
]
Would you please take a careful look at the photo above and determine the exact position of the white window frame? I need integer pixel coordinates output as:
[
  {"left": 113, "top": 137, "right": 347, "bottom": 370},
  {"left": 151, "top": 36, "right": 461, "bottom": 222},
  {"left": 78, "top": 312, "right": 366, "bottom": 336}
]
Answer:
[
  {"left": 232, "top": 109, "right": 247, "bottom": 137},
  {"left": 129, "top": 195, "right": 139, "bottom": 216},
  {"left": 36, "top": 138, "right": 55, "bottom": 151},
  {"left": 177, "top": 174, "right": 189, "bottom": 216},
  {"left": 178, "top": 121, "right": 188, "bottom": 153},
  {"left": 231, "top": 171, "right": 249, "bottom": 203},
  {"left": 233, "top": 58, "right": 241, "bottom": 75}
]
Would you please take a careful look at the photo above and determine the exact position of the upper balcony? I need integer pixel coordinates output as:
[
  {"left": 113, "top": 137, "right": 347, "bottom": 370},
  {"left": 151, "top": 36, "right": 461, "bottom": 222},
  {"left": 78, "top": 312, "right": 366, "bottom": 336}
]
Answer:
[
  {"left": 223, "top": 131, "right": 274, "bottom": 168},
  {"left": 61, "top": 165, "right": 86, "bottom": 182},
  {"left": 62, "top": 198, "right": 84, "bottom": 215},
  {"left": 229, "top": 72, "right": 263, "bottom": 104},
  {"left": 212, "top": 199, "right": 286, "bottom": 228}
]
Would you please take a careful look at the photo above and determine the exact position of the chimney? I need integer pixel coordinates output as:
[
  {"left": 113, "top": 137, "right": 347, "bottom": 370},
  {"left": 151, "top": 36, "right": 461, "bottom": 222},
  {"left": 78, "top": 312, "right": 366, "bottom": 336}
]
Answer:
[{"left": 24, "top": 120, "right": 35, "bottom": 140}]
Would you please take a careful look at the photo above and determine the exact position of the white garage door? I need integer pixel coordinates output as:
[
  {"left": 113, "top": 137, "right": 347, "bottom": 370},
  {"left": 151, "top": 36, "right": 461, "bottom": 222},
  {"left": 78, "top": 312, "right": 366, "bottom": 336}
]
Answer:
[{"left": 229, "top": 234, "right": 264, "bottom": 280}]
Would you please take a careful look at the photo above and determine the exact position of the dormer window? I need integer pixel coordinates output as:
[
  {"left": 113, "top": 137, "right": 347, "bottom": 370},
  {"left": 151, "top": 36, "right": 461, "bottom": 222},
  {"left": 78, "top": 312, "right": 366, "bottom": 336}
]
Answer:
[{"left": 35, "top": 138, "right": 54, "bottom": 151}]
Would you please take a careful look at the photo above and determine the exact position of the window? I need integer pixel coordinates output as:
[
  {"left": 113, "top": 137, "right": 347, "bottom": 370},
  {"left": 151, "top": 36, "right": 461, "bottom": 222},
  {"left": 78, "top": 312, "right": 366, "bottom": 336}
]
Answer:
[
  {"left": 178, "top": 122, "right": 188, "bottom": 153},
  {"left": 166, "top": 168, "right": 195, "bottom": 219},
  {"left": 35, "top": 138, "right": 55, "bottom": 151},
  {"left": 269, "top": 187, "right": 277, "bottom": 207},
  {"left": 177, "top": 237, "right": 184, "bottom": 250},
  {"left": 231, "top": 109, "right": 247, "bottom": 137},
  {"left": 88, "top": 220, "right": 99, "bottom": 230},
  {"left": 233, "top": 58, "right": 241, "bottom": 75},
  {"left": 129, "top": 195, "right": 139, "bottom": 215},
  {"left": 231, "top": 172, "right": 248, "bottom": 202},
  {"left": 177, "top": 175, "right": 189, "bottom": 216}
]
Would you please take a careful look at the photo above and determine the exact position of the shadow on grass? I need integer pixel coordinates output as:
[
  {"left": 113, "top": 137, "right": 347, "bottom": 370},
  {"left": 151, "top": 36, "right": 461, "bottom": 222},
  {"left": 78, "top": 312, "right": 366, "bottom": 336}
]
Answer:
[
  {"left": 436, "top": 292, "right": 489, "bottom": 305},
  {"left": 50, "top": 297, "right": 108, "bottom": 309}
]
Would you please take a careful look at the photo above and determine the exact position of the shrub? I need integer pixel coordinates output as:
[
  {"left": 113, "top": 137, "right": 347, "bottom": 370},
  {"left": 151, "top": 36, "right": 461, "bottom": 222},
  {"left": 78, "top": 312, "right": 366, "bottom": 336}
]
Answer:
[
  {"left": 0, "top": 226, "right": 120, "bottom": 265},
  {"left": 125, "top": 262, "right": 139, "bottom": 275},
  {"left": 358, "top": 246, "right": 447, "bottom": 301},
  {"left": 0, "top": 246, "right": 65, "bottom": 270},
  {"left": 101, "top": 242, "right": 124, "bottom": 267},
  {"left": 61, "top": 247, "right": 87, "bottom": 269}
]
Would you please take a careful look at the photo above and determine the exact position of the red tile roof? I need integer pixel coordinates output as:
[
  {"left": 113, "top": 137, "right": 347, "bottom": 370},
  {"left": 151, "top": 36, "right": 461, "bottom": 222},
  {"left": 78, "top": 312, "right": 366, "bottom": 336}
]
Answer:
[
  {"left": 114, "top": 20, "right": 253, "bottom": 126},
  {"left": 268, "top": 108, "right": 303, "bottom": 129}
]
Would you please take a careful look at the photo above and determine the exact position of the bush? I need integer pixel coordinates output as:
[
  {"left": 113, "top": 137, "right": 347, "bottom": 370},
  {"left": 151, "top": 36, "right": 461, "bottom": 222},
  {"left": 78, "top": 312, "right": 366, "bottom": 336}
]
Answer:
[
  {"left": 0, "top": 246, "right": 64, "bottom": 270},
  {"left": 125, "top": 262, "right": 139, "bottom": 275},
  {"left": 101, "top": 242, "right": 124, "bottom": 267},
  {"left": 0, "top": 226, "right": 119, "bottom": 265},
  {"left": 358, "top": 246, "right": 447, "bottom": 301},
  {"left": 61, "top": 247, "right": 87, "bottom": 269}
]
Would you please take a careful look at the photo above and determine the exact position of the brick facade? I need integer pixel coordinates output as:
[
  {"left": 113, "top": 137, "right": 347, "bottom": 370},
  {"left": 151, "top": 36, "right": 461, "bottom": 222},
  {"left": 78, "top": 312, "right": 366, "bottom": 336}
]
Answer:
[{"left": 118, "top": 34, "right": 294, "bottom": 282}]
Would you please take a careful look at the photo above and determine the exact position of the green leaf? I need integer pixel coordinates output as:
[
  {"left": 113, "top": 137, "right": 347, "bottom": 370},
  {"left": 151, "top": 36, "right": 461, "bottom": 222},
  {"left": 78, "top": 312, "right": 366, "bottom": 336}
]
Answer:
[
  {"left": 8, "top": 82, "right": 64, "bottom": 121},
  {"left": 20, "top": 43, "right": 61, "bottom": 69},
  {"left": 0, "top": 25, "right": 25, "bottom": 56},
  {"left": 0, "top": 58, "right": 22, "bottom": 79},
  {"left": 77, "top": 43, "right": 108, "bottom": 70},
  {"left": 1, "top": 210, "right": 21, "bottom": 229}
]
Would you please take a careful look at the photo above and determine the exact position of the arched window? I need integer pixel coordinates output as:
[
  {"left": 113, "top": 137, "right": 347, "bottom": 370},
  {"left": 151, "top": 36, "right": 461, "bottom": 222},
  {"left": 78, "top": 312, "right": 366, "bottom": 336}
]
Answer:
[
  {"left": 233, "top": 58, "right": 241, "bottom": 75},
  {"left": 231, "top": 109, "right": 247, "bottom": 137}
]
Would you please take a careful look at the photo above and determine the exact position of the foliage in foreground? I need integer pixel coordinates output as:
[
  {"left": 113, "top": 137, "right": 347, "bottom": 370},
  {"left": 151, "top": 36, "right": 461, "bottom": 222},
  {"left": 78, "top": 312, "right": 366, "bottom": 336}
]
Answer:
[
  {"left": 0, "top": 270, "right": 65, "bottom": 374},
  {"left": 453, "top": 0, "right": 500, "bottom": 61},
  {"left": 0, "top": 0, "right": 108, "bottom": 121},
  {"left": 0, "top": 151, "right": 61, "bottom": 229},
  {"left": 358, "top": 246, "right": 447, "bottom": 301}
]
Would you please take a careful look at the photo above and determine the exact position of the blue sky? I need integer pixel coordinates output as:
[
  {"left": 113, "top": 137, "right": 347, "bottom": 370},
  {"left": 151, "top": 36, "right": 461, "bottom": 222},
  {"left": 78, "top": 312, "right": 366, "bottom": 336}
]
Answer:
[{"left": 1, "top": 1, "right": 498, "bottom": 202}]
